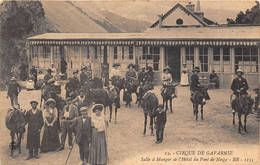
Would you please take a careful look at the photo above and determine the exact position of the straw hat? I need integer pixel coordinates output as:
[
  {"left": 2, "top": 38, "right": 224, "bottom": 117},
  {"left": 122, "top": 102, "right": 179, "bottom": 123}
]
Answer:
[
  {"left": 236, "top": 69, "right": 244, "bottom": 75},
  {"left": 92, "top": 104, "right": 104, "bottom": 113},
  {"left": 46, "top": 98, "right": 56, "bottom": 105},
  {"left": 163, "top": 66, "right": 171, "bottom": 72}
]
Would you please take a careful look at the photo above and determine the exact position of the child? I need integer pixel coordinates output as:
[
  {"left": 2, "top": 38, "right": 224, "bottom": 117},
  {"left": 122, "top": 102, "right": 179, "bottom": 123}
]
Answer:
[
  {"left": 25, "top": 101, "right": 43, "bottom": 160},
  {"left": 153, "top": 104, "right": 167, "bottom": 144},
  {"left": 88, "top": 104, "right": 109, "bottom": 165},
  {"left": 70, "top": 107, "right": 92, "bottom": 165}
]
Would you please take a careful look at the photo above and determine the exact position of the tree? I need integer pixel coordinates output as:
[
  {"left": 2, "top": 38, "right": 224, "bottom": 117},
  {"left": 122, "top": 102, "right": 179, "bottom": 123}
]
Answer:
[
  {"left": 0, "top": 1, "right": 56, "bottom": 86},
  {"left": 227, "top": 1, "right": 260, "bottom": 24}
]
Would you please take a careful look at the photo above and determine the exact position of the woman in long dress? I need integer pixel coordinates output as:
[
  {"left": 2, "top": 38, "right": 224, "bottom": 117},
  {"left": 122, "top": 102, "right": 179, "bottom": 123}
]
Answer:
[
  {"left": 40, "top": 98, "right": 60, "bottom": 153},
  {"left": 180, "top": 63, "right": 189, "bottom": 86},
  {"left": 88, "top": 104, "right": 109, "bottom": 165}
]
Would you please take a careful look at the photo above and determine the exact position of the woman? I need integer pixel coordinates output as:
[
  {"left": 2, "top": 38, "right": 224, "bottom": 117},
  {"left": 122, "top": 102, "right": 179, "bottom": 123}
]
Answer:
[
  {"left": 40, "top": 98, "right": 60, "bottom": 153},
  {"left": 161, "top": 66, "right": 176, "bottom": 98},
  {"left": 180, "top": 63, "right": 189, "bottom": 86},
  {"left": 88, "top": 104, "right": 109, "bottom": 165}
]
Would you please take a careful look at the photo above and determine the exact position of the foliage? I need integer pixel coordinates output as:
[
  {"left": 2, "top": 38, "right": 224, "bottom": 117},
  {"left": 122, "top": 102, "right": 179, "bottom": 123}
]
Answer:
[
  {"left": 0, "top": 1, "right": 55, "bottom": 85},
  {"left": 227, "top": 1, "right": 260, "bottom": 24}
]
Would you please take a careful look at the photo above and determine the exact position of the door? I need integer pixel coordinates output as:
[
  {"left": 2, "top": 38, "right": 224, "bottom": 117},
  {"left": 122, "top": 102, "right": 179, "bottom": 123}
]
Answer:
[{"left": 166, "top": 47, "right": 181, "bottom": 82}]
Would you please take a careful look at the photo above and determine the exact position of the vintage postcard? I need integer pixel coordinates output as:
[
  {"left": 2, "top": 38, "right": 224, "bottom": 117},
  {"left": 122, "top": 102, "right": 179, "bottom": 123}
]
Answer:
[{"left": 0, "top": 0, "right": 259, "bottom": 165}]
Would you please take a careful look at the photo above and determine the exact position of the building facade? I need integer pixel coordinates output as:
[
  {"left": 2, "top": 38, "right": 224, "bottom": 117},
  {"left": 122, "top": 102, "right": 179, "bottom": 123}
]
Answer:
[{"left": 27, "top": 3, "right": 260, "bottom": 87}]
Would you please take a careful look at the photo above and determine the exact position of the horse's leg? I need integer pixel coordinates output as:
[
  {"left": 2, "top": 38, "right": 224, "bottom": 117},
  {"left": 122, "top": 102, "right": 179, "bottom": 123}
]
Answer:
[
  {"left": 10, "top": 132, "right": 14, "bottom": 157},
  {"left": 115, "top": 104, "right": 118, "bottom": 124},
  {"left": 195, "top": 104, "right": 198, "bottom": 120},
  {"left": 244, "top": 114, "right": 248, "bottom": 133},
  {"left": 233, "top": 111, "right": 236, "bottom": 125},
  {"left": 166, "top": 98, "right": 169, "bottom": 111},
  {"left": 170, "top": 98, "right": 173, "bottom": 113},
  {"left": 40, "top": 95, "right": 43, "bottom": 108},
  {"left": 201, "top": 104, "right": 204, "bottom": 120},
  {"left": 143, "top": 114, "right": 147, "bottom": 136},
  {"left": 17, "top": 133, "right": 22, "bottom": 154},
  {"left": 238, "top": 113, "right": 242, "bottom": 133},
  {"left": 150, "top": 116, "right": 154, "bottom": 136},
  {"left": 109, "top": 105, "right": 112, "bottom": 123}
]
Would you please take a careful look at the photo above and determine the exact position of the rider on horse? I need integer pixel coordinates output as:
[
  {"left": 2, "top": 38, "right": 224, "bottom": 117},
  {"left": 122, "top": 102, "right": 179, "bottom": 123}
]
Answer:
[
  {"left": 65, "top": 71, "right": 80, "bottom": 99},
  {"left": 80, "top": 65, "right": 92, "bottom": 87},
  {"left": 145, "top": 66, "right": 154, "bottom": 90},
  {"left": 231, "top": 69, "right": 249, "bottom": 112},
  {"left": 161, "top": 66, "right": 176, "bottom": 98},
  {"left": 125, "top": 63, "right": 137, "bottom": 84},
  {"left": 110, "top": 63, "right": 122, "bottom": 85}
]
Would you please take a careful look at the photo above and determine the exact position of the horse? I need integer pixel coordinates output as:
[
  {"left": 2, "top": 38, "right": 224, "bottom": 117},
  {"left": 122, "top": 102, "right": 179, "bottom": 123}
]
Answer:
[
  {"left": 5, "top": 106, "right": 26, "bottom": 157},
  {"left": 40, "top": 84, "right": 61, "bottom": 108},
  {"left": 85, "top": 77, "right": 120, "bottom": 124},
  {"left": 139, "top": 92, "right": 158, "bottom": 136},
  {"left": 231, "top": 94, "right": 254, "bottom": 133},
  {"left": 123, "top": 79, "right": 139, "bottom": 107},
  {"left": 161, "top": 83, "right": 179, "bottom": 113},
  {"left": 190, "top": 86, "right": 210, "bottom": 120}
]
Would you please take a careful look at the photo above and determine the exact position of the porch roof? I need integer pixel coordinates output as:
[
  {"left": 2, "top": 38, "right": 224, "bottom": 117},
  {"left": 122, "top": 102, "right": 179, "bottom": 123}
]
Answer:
[{"left": 28, "top": 26, "right": 260, "bottom": 46}]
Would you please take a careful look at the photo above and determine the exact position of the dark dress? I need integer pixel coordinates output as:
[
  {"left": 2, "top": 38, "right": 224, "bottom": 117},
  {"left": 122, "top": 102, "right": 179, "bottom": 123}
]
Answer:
[
  {"left": 190, "top": 74, "right": 200, "bottom": 91},
  {"left": 25, "top": 109, "right": 44, "bottom": 149},
  {"left": 40, "top": 107, "right": 60, "bottom": 152}
]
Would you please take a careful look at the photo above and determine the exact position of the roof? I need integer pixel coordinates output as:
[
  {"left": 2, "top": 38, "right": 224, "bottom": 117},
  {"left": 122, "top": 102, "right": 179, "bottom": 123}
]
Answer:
[
  {"left": 28, "top": 26, "right": 260, "bottom": 41},
  {"left": 150, "top": 3, "right": 216, "bottom": 28}
]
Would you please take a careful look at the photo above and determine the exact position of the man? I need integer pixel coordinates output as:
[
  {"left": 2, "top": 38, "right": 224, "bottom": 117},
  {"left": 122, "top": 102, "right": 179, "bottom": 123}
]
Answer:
[
  {"left": 231, "top": 69, "right": 249, "bottom": 111},
  {"left": 125, "top": 63, "right": 136, "bottom": 83},
  {"left": 138, "top": 67, "right": 146, "bottom": 85},
  {"left": 70, "top": 107, "right": 92, "bottom": 165},
  {"left": 57, "top": 97, "right": 79, "bottom": 151},
  {"left": 60, "top": 57, "right": 67, "bottom": 74},
  {"left": 30, "top": 66, "right": 38, "bottom": 88},
  {"left": 152, "top": 104, "right": 166, "bottom": 144},
  {"left": 209, "top": 70, "right": 219, "bottom": 88},
  {"left": 80, "top": 66, "right": 91, "bottom": 87},
  {"left": 72, "top": 89, "right": 88, "bottom": 113},
  {"left": 44, "top": 69, "right": 53, "bottom": 85},
  {"left": 190, "top": 67, "right": 201, "bottom": 92},
  {"left": 71, "top": 71, "right": 80, "bottom": 92},
  {"left": 25, "top": 101, "right": 43, "bottom": 160},
  {"left": 7, "top": 77, "right": 21, "bottom": 106},
  {"left": 145, "top": 66, "right": 154, "bottom": 89},
  {"left": 50, "top": 63, "right": 56, "bottom": 78}
]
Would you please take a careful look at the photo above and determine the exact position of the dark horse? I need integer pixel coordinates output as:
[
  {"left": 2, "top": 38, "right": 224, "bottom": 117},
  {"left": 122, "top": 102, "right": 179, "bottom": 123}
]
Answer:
[
  {"left": 5, "top": 106, "right": 26, "bottom": 157},
  {"left": 140, "top": 92, "right": 158, "bottom": 136},
  {"left": 161, "top": 84, "right": 179, "bottom": 113},
  {"left": 231, "top": 94, "right": 254, "bottom": 133},
  {"left": 124, "top": 80, "right": 139, "bottom": 107},
  {"left": 40, "top": 84, "right": 62, "bottom": 108},
  {"left": 190, "top": 86, "right": 210, "bottom": 120},
  {"left": 85, "top": 77, "right": 120, "bottom": 123}
]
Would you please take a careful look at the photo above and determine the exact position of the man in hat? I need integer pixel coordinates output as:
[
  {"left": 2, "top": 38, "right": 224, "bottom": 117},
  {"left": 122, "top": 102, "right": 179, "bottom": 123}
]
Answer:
[
  {"left": 70, "top": 107, "right": 92, "bottom": 165},
  {"left": 138, "top": 67, "right": 146, "bottom": 85},
  {"left": 190, "top": 67, "right": 201, "bottom": 92},
  {"left": 7, "top": 77, "right": 21, "bottom": 106},
  {"left": 230, "top": 69, "right": 249, "bottom": 111},
  {"left": 72, "top": 89, "right": 88, "bottom": 112},
  {"left": 71, "top": 70, "right": 80, "bottom": 92},
  {"left": 30, "top": 66, "right": 38, "bottom": 88},
  {"left": 209, "top": 70, "right": 219, "bottom": 89},
  {"left": 152, "top": 104, "right": 166, "bottom": 144},
  {"left": 146, "top": 66, "right": 154, "bottom": 89},
  {"left": 161, "top": 66, "right": 176, "bottom": 98},
  {"left": 125, "top": 63, "right": 137, "bottom": 83},
  {"left": 44, "top": 69, "right": 53, "bottom": 85},
  {"left": 80, "top": 66, "right": 91, "bottom": 87},
  {"left": 25, "top": 101, "right": 43, "bottom": 160},
  {"left": 57, "top": 97, "right": 79, "bottom": 151}
]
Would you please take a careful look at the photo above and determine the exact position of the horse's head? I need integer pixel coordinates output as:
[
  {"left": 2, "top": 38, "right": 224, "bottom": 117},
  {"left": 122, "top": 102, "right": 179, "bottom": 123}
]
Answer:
[{"left": 239, "top": 95, "right": 254, "bottom": 113}]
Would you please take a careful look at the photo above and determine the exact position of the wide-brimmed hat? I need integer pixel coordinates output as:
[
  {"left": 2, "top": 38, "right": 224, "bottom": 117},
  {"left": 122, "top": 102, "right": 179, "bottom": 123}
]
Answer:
[
  {"left": 92, "top": 104, "right": 104, "bottom": 113},
  {"left": 46, "top": 98, "right": 56, "bottom": 105},
  {"left": 10, "top": 77, "right": 16, "bottom": 81},
  {"left": 113, "top": 63, "right": 120, "bottom": 67},
  {"left": 81, "top": 66, "right": 88, "bottom": 71},
  {"left": 80, "top": 106, "right": 88, "bottom": 112},
  {"left": 236, "top": 69, "right": 244, "bottom": 75},
  {"left": 47, "top": 78, "right": 55, "bottom": 83},
  {"left": 47, "top": 69, "right": 53, "bottom": 73},
  {"left": 163, "top": 66, "right": 171, "bottom": 72},
  {"left": 30, "top": 100, "right": 38, "bottom": 105},
  {"left": 127, "top": 63, "right": 135, "bottom": 69},
  {"left": 192, "top": 67, "right": 200, "bottom": 72}
]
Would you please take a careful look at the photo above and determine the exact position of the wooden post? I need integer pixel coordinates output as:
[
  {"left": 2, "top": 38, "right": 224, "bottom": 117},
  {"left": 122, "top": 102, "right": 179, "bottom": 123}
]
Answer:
[
  {"left": 258, "top": 46, "right": 260, "bottom": 85},
  {"left": 230, "top": 47, "right": 235, "bottom": 80},
  {"left": 208, "top": 47, "right": 213, "bottom": 72},
  {"left": 79, "top": 46, "right": 82, "bottom": 67},
  {"left": 194, "top": 47, "right": 199, "bottom": 67},
  {"left": 160, "top": 46, "right": 165, "bottom": 72},
  {"left": 50, "top": 45, "right": 54, "bottom": 65}
]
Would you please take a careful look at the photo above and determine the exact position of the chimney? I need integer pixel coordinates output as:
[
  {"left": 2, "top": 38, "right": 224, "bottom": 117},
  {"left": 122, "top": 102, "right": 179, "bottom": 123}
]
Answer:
[
  {"left": 186, "top": 2, "right": 195, "bottom": 13},
  {"left": 194, "top": 0, "right": 204, "bottom": 19},
  {"left": 158, "top": 14, "right": 163, "bottom": 28}
]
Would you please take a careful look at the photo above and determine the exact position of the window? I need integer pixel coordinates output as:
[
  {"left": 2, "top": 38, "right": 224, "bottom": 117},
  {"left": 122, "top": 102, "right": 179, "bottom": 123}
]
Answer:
[
  {"left": 185, "top": 47, "right": 194, "bottom": 71},
  {"left": 223, "top": 47, "right": 231, "bottom": 72},
  {"left": 199, "top": 47, "right": 208, "bottom": 72},
  {"left": 31, "top": 46, "right": 51, "bottom": 68},
  {"left": 176, "top": 19, "right": 183, "bottom": 25},
  {"left": 94, "top": 46, "right": 98, "bottom": 59},
  {"left": 213, "top": 47, "right": 220, "bottom": 72},
  {"left": 82, "top": 46, "right": 90, "bottom": 66},
  {"left": 129, "top": 46, "right": 133, "bottom": 59},
  {"left": 140, "top": 46, "right": 160, "bottom": 71},
  {"left": 114, "top": 47, "right": 118, "bottom": 59},
  {"left": 122, "top": 46, "right": 124, "bottom": 60},
  {"left": 235, "top": 47, "right": 258, "bottom": 73}
]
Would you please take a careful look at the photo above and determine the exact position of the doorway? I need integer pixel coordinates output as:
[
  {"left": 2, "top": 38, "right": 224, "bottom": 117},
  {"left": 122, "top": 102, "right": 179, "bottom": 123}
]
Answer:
[{"left": 165, "top": 47, "right": 181, "bottom": 82}]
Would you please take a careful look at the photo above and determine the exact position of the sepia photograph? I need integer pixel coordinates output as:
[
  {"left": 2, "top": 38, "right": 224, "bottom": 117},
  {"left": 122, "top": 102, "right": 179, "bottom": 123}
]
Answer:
[{"left": 0, "top": 0, "right": 259, "bottom": 164}]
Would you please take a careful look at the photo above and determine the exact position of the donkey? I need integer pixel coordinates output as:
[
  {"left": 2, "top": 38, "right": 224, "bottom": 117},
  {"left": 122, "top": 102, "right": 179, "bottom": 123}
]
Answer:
[
  {"left": 231, "top": 94, "right": 254, "bottom": 133},
  {"left": 5, "top": 105, "right": 26, "bottom": 157},
  {"left": 161, "top": 83, "right": 179, "bottom": 113},
  {"left": 190, "top": 86, "right": 210, "bottom": 120}
]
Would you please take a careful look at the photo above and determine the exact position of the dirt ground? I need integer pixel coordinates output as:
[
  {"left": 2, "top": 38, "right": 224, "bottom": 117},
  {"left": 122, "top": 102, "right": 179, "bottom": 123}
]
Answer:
[{"left": 0, "top": 86, "right": 259, "bottom": 165}]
